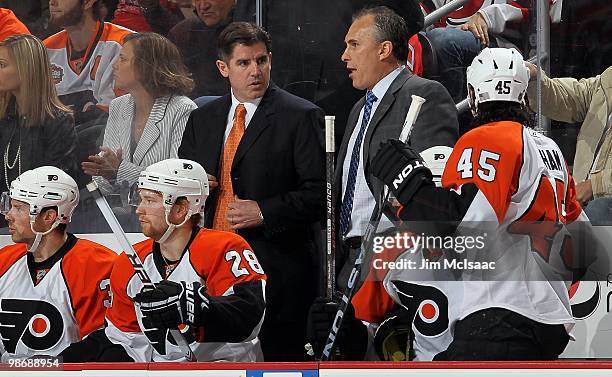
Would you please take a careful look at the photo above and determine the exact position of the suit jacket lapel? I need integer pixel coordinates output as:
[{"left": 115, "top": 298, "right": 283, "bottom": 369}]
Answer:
[
  {"left": 132, "top": 95, "right": 171, "bottom": 165},
  {"left": 334, "top": 97, "right": 364, "bottom": 191},
  {"left": 231, "top": 85, "right": 276, "bottom": 168},
  {"left": 362, "top": 70, "right": 411, "bottom": 163},
  {"left": 207, "top": 96, "right": 232, "bottom": 177}
]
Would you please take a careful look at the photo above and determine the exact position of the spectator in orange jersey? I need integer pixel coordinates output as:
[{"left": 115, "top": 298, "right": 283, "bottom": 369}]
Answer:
[{"left": 44, "top": 0, "right": 133, "bottom": 127}]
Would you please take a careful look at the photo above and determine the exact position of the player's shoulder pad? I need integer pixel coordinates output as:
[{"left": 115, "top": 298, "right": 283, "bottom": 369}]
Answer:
[
  {"left": 193, "top": 228, "right": 252, "bottom": 251},
  {"left": 0, "top": 243, "right": 27, "bottom": 279},
  {"left": 132, "top": 238, "right": 155, "bottom": 261},
  {"left": 61, "top": 238, "right": 117, "bottom": 278},
  {"left": 458, "top": 121, "right": 523, "bottom": 152}
]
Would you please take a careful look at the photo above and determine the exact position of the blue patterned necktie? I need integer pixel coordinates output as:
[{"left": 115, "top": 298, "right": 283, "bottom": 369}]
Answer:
[{"left": 339, "top": 90, "right": 378, "bottom": 236}]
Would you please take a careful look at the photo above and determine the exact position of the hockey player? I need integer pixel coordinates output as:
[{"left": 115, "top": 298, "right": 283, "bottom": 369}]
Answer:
[
  {"left": 368, "top": 47, "right": 585, "bottom": 360},
  {"left": 0, "top": 166, "right": 116, "bottom": 361},
  {"left": 61, "top": 158, "right": 267, "bottom": 362}
]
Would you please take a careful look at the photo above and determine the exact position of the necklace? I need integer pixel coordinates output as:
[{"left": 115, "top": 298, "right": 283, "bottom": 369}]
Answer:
[
  {"left": 4, "top": 120, "right": 22, "bottom": 190},
  {"left": 161, "top": 253, "right": 179, "bottom": 278}
]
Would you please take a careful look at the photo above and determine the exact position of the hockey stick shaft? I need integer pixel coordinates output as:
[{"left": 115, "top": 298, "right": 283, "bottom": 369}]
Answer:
[
  {"left": 86, "top": 181, "right": 196, "bottom": 362},
  {"left": 325, "top": 115, "right": 336, "bottom": 299},
  {"left": 321, "top": 95, "right": 426, "bottom": 361}
]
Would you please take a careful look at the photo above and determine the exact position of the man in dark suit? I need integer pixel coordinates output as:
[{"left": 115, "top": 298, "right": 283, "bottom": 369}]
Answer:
[
  {"left": 306, "top": 4, "right": 459, "bottom": 359},
  {"left": 178, "top": 22, "right": 325, "bottom": 361}
]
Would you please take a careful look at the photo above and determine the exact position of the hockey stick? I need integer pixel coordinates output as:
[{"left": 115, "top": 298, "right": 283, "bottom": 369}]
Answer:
[
  {"left": 320, "top": 95, "right": 426, "bottom": 361},
  {"left": 86, "top": 181, "right": 196, "bottom": 362},
  {"left": 325, "top": 115, "right": 336, "bottom": 299}
]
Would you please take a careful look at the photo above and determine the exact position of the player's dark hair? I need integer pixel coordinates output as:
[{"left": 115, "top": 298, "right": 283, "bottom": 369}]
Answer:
[
  {"left": 218, "top": 22, "right": 272, "bottom": 61},
  {"left": 472, "top": 102, "right": 531, "bottom": 128},
  {"left": 353, "top": 6, "right": 410, "bottom": 63}
]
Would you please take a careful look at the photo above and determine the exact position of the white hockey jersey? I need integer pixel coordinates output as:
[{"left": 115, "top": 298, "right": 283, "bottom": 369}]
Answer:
[
  {"left": 442, "top": 121, "right": 582, "bottom": 326},
  {"left": 0, "top": 235, "right": 116, "bottom": 361},
  {"left": 353, "top": 121, "right": 584, "bottom": 360},
  {"left": 104, "top": 228, "right": 267, "bottom": 362},
  {"left": 44, "top": 22, "right": 133, "bottom": 123}
]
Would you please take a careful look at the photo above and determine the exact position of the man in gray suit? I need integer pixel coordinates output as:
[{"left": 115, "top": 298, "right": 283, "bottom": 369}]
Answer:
[
  {"left": 335, "top": 5, "right": 459, "bottom": 287},
  {"left": 305, "top": 5, "right": 458, "bottom": 359}
]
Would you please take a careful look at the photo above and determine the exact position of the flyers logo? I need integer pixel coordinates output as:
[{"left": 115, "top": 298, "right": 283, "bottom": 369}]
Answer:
[
  {"left": 569, "top": 281, "right": 600, "bottom": 319},
  {"left": 391, "top": 281, "right": 449, "bottom": 337},
  {"left": 0, "top": 299, "right": 64, "bottom": 353}
]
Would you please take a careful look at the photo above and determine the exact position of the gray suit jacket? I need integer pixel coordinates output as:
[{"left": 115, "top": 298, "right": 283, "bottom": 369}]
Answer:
[
  {"left": 94, "top": 94, "right": 197, "bottom": 194},
  {"left": 335, "top": 68, "right": 459, "bottom": 202}
]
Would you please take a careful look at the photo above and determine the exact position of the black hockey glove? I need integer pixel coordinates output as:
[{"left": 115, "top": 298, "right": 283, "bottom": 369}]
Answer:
[
  {"left": 371, "top": 139, "right": 433, "bottom": 205},
  {"left": 373, "top": 307, "right": 414, "bottom": 361},
  {"left": 134, "top": 280, "right": 210, "bottom": 329},
  {"left": 306, "top": 296, "right": 367, "bottom": 360}
]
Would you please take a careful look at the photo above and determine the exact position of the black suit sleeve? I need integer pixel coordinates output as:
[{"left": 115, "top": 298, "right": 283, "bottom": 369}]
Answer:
[
  {"left": 178, "top": 112, "right": 198, "bottom": 161},
  {"left": 257, "top": 107, "right": 326, "bottom": 230},
  {"left": 408, "top": 80, "right": 459, "bottom": 152}
]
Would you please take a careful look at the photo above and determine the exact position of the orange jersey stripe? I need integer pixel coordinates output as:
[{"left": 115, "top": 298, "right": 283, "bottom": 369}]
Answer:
[
  {"left": 61, "top": 239, "right": 117, "bottom": 339},
  {"left": 442, "top": 121, "right": 524, "bottom": 223},
  {"left": 0, "top": 244, "right": 27, "bottom": 280}
]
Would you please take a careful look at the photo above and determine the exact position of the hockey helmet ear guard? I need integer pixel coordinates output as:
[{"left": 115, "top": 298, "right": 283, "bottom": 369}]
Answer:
[
  {"left": 466, "top": 47, "right": 530, "bottom": 114},
  {"left": 136, "top": 159, "right": 209, "bottom": 242}
]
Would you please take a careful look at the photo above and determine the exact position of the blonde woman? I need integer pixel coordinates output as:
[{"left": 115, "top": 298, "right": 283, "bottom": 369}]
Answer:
[
  {"left": 0, "top": 34, "right": 78, "bottom": 193},
  {"left": 83, "top": 32, "right": 197, "bottom": 195}
]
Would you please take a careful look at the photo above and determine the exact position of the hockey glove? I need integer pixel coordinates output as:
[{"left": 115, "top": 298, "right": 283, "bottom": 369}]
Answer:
[
  {"left": 371, "top": 139, "right": 433, "bottom": 205},
  {"left": 374, "top": 308, "right": 414, "bottom": 361},
  {"left": 134, "top": 280, "right": 210, "bottom": 329},
  {"left": 306, "top": 296, "right": 367, "bottom": 360}
]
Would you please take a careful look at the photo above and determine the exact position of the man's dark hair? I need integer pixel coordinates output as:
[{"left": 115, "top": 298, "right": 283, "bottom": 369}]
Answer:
[
  {"left": 364, "top": 0, "right": 424, "bottom": 37},
  {"left": 353, "top": 6, "right": 410, "bottom": 63},
  {"left": 472, "top": 102, "right": 531, "bottom": 128},
  {"left": 217, "top": 22, "right": 272, "bottom": 61}
]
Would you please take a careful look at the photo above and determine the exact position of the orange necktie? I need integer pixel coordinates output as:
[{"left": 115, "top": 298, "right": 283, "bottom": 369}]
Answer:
[{"left": 213, "top": 104, "right": 246, "bottom": 231}]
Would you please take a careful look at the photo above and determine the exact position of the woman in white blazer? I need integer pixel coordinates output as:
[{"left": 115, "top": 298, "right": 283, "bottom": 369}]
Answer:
[{"left": 82, "top": 32, "right": 197, "bottom": 195}]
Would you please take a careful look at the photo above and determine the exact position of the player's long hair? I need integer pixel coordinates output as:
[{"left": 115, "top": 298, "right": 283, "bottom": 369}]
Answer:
[
  {"left": 0, "top": 34, "right": 71, "bottom": 128},
  {"left": 124, "top": 33, "right": 195, "bottom": 98},
  {"left": 471, "top": 101, "right": 531, "bottom": 128}
]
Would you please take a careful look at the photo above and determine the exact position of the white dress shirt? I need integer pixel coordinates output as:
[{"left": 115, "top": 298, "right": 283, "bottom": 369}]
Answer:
[
  {"left": 223, "top": 90, "right": 263, "bottom": 143},
  {"left": 341, "top": 67, "right": 403, "bottom": 237}
]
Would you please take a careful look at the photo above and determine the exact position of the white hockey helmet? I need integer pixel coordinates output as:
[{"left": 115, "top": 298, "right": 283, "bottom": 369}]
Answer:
[
  {"left": 466, "top": 47, "right": 529, "bottom": 114},
  {"left": 420, "top": 145, "right": 453, "bottom": 187},
  {"left": 5, "top": 166, "right": 79, "bottom": 223},
  {"left": 133, "top": 159, "right": 209, "bottom": 242},
  {"left": 1, "top": 166, "right": 79, "bottom": 252}
]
